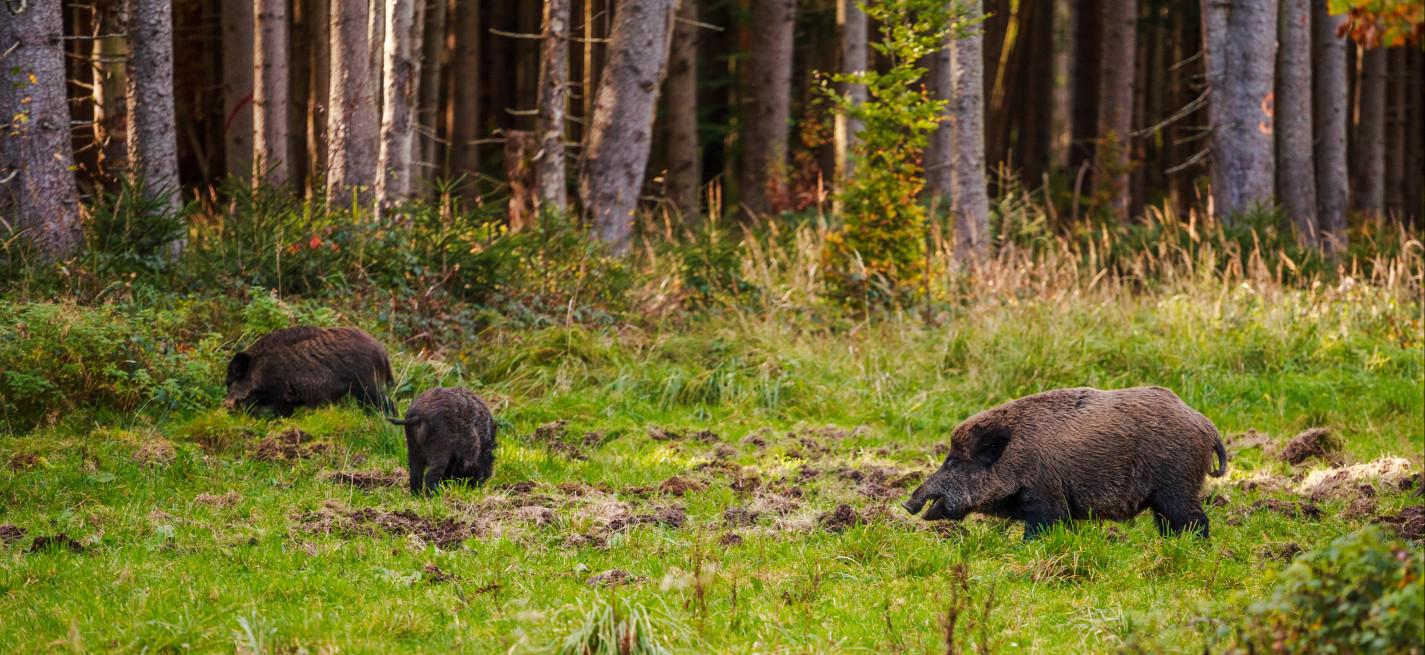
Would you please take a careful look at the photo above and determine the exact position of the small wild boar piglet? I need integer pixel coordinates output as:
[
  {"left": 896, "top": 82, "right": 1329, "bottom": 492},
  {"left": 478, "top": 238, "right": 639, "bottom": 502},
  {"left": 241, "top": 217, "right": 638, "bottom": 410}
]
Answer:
[
  {"left": 225, "top": 327, "right": 394, "bottom": 416},
  {"left": 387, "top": 387, "right": 497, "bottom": 494},
  {"left": 903, "top": 386, "right": 1227, "bottom": 539}
]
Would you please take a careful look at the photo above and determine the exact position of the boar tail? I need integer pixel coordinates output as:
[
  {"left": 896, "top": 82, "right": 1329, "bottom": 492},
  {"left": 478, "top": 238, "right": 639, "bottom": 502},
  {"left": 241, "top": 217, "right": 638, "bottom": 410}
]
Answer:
[
  {"left": 1209, "top": 435, "right": 1228, "bottom": 477},
  {"left": 387, "top": 413, "right": 421, "bottom": 426}
]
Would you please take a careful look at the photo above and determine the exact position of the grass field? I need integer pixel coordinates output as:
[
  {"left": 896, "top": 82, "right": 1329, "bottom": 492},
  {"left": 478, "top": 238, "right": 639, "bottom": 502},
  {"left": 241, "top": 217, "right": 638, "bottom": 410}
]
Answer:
[{"left": 2, "top": 238, "right": 1423, "bottom": 652}]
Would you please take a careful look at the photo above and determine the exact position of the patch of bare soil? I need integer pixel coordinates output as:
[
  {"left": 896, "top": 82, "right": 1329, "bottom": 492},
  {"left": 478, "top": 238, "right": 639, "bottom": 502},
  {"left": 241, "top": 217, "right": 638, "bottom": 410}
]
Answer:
[
  {"left": 531, "top": 420, "right": 590, "bottom": 460},
  {"left": 648, "top": 426, "right": 683, "bottom": 441},
  {"left": 606, "top": 505, "right": 686, "bottom": 532},
  {"left": 1263, "top": 542, "right": 1302, "bottom": 561},
  {"left": 0, "top": 524, "right": 26, "bottom": 545},
  {"left": 501, "top": 481, "right": 539, "bottom": 494},
  {"left": 1226, "top": 428, "right": 1274, "bottom": 451},
  {"left": 587, "top": 569, "right": 644, "bottom": 587},
  {"left": 1344, "top": 496, "right": 1378, "bottom": 520},
  {"left": 423, "top": 564, "right": 458, "bottom": 584},
  {"left": 1279, "top": 428, "right": 1341, "bottom": 466},
  {"left": 294, "top": 501, "right": 476, "bottom": 548},
  {"left": 194, "top": 491, "right": 241, "bottom": 507},
  {"left": 818, "top": 504, "right": 862, "bottom": 533},
  {"left": 1251, "top": 498, "right": 1323, "bottom": 520},
  {"left": 719, "top": 532, "right": 743, "bottom": 546},
  {"left": 1207, "top": 493, "right": 1231, "bottom": 508},
  {"left": 658, "top": 475, "right": 707, "bottom": 497},
  {"left": 7, "top": 452, "right": 39, "bottom": 471},
  {"left": 133, "top": 438, "right": 177, "bottom": 467},
  {"left": 1377, "top": 506, "right": 1425, "bottom": 541},
  {"left": 320, "top": 469, "right": 406, "bottom": 489},
  {"left": 511, "top": 505, "right": 556, "bottom": 526},
  {"left": 730, "top": 474, "right": 761, "bottom": 494},
  {"left": 723, "top": 507, "right": 759, "bottom": 527},
  {"left": 836, "top": 465, "right": 917, "bottom": 500},
  {"left": 1401, "top": 472, "right": 1424, "bottom": 494},
  {"left": 564, "top": 533, "right": 609, "bottom": 549},
  {"left": 252, "top": 428, "right": 330, "bottom": 461},
  {"left": 28, "top": 534, "right": 84, "bottom": 553}
]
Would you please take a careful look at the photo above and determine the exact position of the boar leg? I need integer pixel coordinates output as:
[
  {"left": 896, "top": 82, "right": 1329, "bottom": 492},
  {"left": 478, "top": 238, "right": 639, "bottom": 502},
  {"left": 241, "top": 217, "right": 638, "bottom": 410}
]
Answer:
[
  {"left": 1149, "top": 493, "right": 1210, "bottom": 538},
  {"left": 1019, "top": 492, "right": 1069, "bottom": 541}
]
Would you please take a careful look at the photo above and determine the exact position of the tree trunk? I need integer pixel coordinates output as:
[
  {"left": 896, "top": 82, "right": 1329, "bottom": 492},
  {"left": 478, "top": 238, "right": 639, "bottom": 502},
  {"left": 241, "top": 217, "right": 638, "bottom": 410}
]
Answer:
[
  {"left": 738, "top": 0, "right": 794, "bottom": 216},
  {"left": 535, "top": 0, "right": 571, "bottom": 215},
  {"left": 1094, "top": 0, "right": 1135, "bottom": 223},
  {"left": 1275, "top": 0, "right": 1316, "bottom": 246},
  {"left": 1070, "top": 0, "right": 1102, "bottom": 175},
  {"left": 832, "top": 0, "right": 866, "bottom": 215},
  {"left": 665, "top": 0, "right": 701, "bottom": 219},
  {"left": 222, "top": 0, "right": 254, "bottom": 181},
  {"left": 506, "top": 129, "right": 537, "bottom": 229},
  {"left": 1310, "top": 2, "right": 1348, "bottom": 254},
  {"left": 254, "top": 0, "right": 291, "bottom": 186},
  {"left": 368, "top": 0, "right": 386, "bottom": 126},
  {"left": 0, "top": 0, "right": 83, "bottom": 260},
  {"left": 125, "top": 0, "right": 182, "bottom": 218},
  {"left": 377, "top": 0, "right": 420, "bottom": 213},
  {"left": 449, "top": 0, "right": 480, "bottom": 204},
  {"left": 309, "top": 0, "right": 331, "bottom": 193},
  {"left": 289, "top": 0, "right": 313, "bottom": 193},
  {"left": 1050, "top": 0, "right": 1073, "bottom": 169},
  {"left": 418, "top": 0, "right": 448, "bottom": 184},
  {"left": 578, "top": 0, "right": 678, "bottom": 254},
  {"left": 925, "top": 36, "right": 952, "bottom": 209},
  {"left": 1353, "top": 46, "right": 1384, "bottom": 217},
  {"left": 951, "top": 0, "right": 991, "bottom": 265},
  {"left": 1385, "top": 48, "right": 1405, "bottom": 218},
  {"left": 1202, "top": 0, "right": 1277, "bottom": 220},
  {"left": 1407, "top": 49, "right": 1423, "bottom": 226},
  {"left": 327, "top": 0, "right": 379, "bottom": 207}
]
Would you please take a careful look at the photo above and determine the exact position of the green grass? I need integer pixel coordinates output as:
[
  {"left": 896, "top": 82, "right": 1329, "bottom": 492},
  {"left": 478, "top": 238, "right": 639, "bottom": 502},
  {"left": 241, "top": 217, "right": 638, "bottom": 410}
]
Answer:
[{"left": 1, "top": 277, "right": 1422, "bottom": 653}]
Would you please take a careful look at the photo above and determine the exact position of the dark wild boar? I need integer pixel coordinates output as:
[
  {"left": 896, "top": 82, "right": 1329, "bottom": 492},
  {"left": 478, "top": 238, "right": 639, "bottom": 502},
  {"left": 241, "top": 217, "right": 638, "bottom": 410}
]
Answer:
[
  {"left": 224, "top": 326, "right": 394, "bottom": 416},
  {"left": 387, "top": 387, "right": 497, "bottom": 494},
  {"left": 903, "top": 386, "right": 1227, "bottom": 539}
]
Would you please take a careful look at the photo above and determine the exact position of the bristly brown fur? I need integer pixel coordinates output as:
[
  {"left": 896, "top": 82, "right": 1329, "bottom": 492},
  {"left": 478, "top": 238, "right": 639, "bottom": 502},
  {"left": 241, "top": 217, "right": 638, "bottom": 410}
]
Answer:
[
  {"left": 390, "top": 387, "right": 497, "bottom": 494},
  {"left": 224, "top": 326, "right": 394, "bottom": 416},
  {"left": 904, "top": 386, "right": 1228, "bottom": 539}
]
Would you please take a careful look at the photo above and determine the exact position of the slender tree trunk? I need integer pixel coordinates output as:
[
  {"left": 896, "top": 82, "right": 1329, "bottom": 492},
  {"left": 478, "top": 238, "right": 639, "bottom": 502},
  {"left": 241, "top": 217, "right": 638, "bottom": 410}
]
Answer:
[
  {"left": 951, "top": 0, "right": 991, "bottom": 265},
  {"left": 1202, "top": 0, "right": 1277, "bottom": 220},
  {"left": 377, "top": 0, "right": 420, "bottom": 213},
  {"left": 369, "top": 0, "right": 385, "bottom": 126},
  {"left": 327, "top": 0, "right": 379, "bottom": 206},
  {"left": 125, "top": 0, "right": 181, "bottom": 220},
  {"left": 254, "top": 0, "right": 291, "bottom": 186},
  {"left": 665, "top": 0, "right": 701, "bottom": 218},
  {"left": 450, "top": 0, "right": 480, "bottom": 204},
  {"left": 1385, "top": 48, "right": 1405, "bottom": 218},
  {"left": 738, "top": 0, "right": 794, "bottom": 216},
  {"left": 309, "top": 0, "right": 330, "bottom": 192},
  {"left": 833, "top": 0, "right": 867, "bottom": 215},
  {"left": 418, "top": 0, "right": 448, "bottom": 184},
  {"left": 1070, "top": 0, "right": 1102, "bottom": 175},
  {"left": 535, "top": 0, "right": 571, "bottom": 216},
  {"left": 290, "top": 0, "right": 312, "bottom": 193},
  {"left": 0, "top": 0, "right": 83, "bottom": 260},
  {"left": 1095, "top": 0, "right": 1135, "bottom": 223},
  {"left": 1407, "top": 49, "right": 1423, "bottom": 226},
  {"left": 222, "top": 0, "right": 254, "bottom": 181},
  {"left": 506, "top": 129, "right": 538, "bottom": 229},
  {"left": 1050, "top": 0, "right": 1073, "bottom": 169},
  {"left": 578, "top": 0, "right": 678, "bottom": 254},
  {"left": 1275, "top": 0, "right": 1316, "bottom": 246},
  {"left": 1353, "top": 46, "right": 1384, "bottom": 217},
  {"left": 1311, "top": 2, "right": 1348, "bottom": 253},
  {"left": 925, "top": 36, "right": 953, "bottom": 209}
]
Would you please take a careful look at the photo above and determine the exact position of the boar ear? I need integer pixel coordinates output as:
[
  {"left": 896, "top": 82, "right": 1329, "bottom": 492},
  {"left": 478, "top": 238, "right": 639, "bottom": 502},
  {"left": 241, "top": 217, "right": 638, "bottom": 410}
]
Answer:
[
  {"left": 972, "top": 426, "right": 1011, "bottom": 467},
  {"left": 226, "top": 352, "right": 252, "bottom": 383}
]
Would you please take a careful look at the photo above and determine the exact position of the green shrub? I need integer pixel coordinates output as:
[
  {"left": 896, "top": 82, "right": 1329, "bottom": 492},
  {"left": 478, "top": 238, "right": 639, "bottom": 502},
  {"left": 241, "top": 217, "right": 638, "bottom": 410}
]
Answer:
[{"left": 1229, "top": 527, "right": 1424, "bottom": 654}]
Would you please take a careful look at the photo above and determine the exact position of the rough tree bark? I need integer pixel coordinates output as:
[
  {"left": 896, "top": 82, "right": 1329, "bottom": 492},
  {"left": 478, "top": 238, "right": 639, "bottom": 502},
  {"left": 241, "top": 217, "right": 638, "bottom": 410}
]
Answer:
[
  {"left": 309, "top": 0, "right": 331, "bottom": 189},
  {"left": 578, "top": 0, "right": 678, "bottom": 254},
  {"left": 833, "top": 0, "right": 867, "bottom": 214},
  {"left": 535, "top": 0, "right": 571, "bottom": 216},
  {"left": 1202, "top": 0, "right": 1278, "bottom": 220},
  {"left": 254, "top": 0, "right": 291, "bottom": 186},
  {"left": 1094, "top": 0, "right": 1135, "bottom": 223},
  {"left": 377, "top": 0, "right": 420, "bottom": 212},
  {"left": 950, "top": 0, "right": 990, "bottom": 265},
  {"left": 417, "top": 0, "right": 448, "bottom": 184},
  {"left": 1050, "top": 0, "right": 1073, "bottom": 169},
  {"left": 327, "top": 0, "right": 379, "bottom": 206},
  {"left": 222, "top": 0, "right": 254, "bottom": 180},
  {"left": 738, "top": 0, "right": 794, "bottom": 216},
  {"left": 1310, "top": 2, "right": 1348, "bottom": 253},
  {"left": 0, "top": 0, "right": 83, "bottom": 260},
  {"left": 925, "top": 33, "right": 952, "bottom": 210},
  {"left": 665, "top": 0, "right": 701, "bottom": 219},
  {"left": 125, "top": 0, "right": 181, "bottom": 218},
  {"left": 450, "top": 0, "right": 480, "bottom": 204},
  {"left": 1275, "top": 0, "right": 1316, "bottom": 247},
  {"left": 1353, "top": 46, "right": 1385, "bottom": 217}
]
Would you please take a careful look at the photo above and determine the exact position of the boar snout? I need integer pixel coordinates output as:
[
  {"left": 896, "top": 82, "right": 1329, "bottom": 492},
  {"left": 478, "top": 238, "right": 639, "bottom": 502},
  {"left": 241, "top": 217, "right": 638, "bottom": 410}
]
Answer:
[
  {"left": 222, "top": 396, "right": 238, "bottom": 411},
  {"left": 902, "top": 498, "right": 925, "bottom": 514}
]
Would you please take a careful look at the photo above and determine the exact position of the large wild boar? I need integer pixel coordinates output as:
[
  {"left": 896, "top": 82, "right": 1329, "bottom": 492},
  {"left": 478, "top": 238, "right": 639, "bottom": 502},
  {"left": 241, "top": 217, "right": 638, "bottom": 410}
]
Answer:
[
  {"left": 224, "top": 327, "right": 394, "bottom": 416},
  {"left": 902, "top": 386, "right": 1227, "bottom": 539},
  {"left": 387, "top": 387, "right": 497, "bottom": 494}
]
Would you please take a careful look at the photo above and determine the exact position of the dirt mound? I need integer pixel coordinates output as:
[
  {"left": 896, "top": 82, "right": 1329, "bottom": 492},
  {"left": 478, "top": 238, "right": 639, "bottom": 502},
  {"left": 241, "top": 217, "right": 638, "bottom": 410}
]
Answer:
[
  {"left": 587, "top": 569, "right": 643, "bottom": 587},
  {"left": 0, "top": 524, "right": 26, "bottom": 545},
  {"left": 1297, "top": 457, "right": 1414, "bottom": 500},
  {"left": 7, "top": 452, "right": 39, "bottom": 471},
  {"left": 535, "top": 420, "right": 568, "bottom": 440},
  {"left": 531, "top": 421, "right": 591, "bottom": 461},
  {"left": 648, "top": 426, "right": 682, "bottom": 441},
  {"left": 723, "top": 507, "right": 759, "bottom": 527},
  {"left": 1378, "top": 506, "right": 1425, "bottom": 541},
  {"left": 1263, "top": 542, "right": 1302, "bottom": 561},
  {"left": 1279, "top": 428, "right": 1340, "bottom": 466},
  {"left": 836, "top": 465, "right": 916, "bottom": 500},
  {"left": 194, "top": 491, "right": 241, "bottom": 507},
  {"left": 511, "top": 505, "right": 556, "bottom": 526},
  {"left": 133, "top": 438, "right": 176, "bottom": 467},
  {"left": 252, "top": 428, "right": 329, "bottom": 461},
  {"left": 320, "top": 469, "right": 406, "bottom": 489},
  {"left": 606, "top": 505, "right": 686, "bottom": 532},
  {"left": 294, "top": 501, "right": 476, "bottom": 548},
  {"left": 1343, "top": 496, "right": 1378, "bottom": 520},
  {"left": 658, "top": 475, "right": 707, "bottom": 497},
  {"left": 818, "top": 504, "right": 862, "bottom": 533},
  {"left": 1251, "top": 498, "right": 1323, "bottom": 519},
  {"left": 719, "top": 532, "right": 743, "bottom": 546},
  {"left": 423, "top": 564, "right": 458, "bottom": 583},
  {"left": 501, "top": 481, "right": 539, "bottom": 494},
  {"left": 28, "top": 534, "right": 84, "bottom": 553}
]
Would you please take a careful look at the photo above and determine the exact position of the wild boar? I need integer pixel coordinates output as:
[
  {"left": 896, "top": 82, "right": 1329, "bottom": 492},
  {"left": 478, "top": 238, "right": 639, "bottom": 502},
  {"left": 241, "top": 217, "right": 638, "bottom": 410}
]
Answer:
[
  {"left": 224, "top": 326, "right": 394, "bottom": 416},
  {"left": 387, "top": 387, "right": 497, "bottom": 494},
  {"left": 902, "top": 386, "right": 1227, "bottom": 539}
]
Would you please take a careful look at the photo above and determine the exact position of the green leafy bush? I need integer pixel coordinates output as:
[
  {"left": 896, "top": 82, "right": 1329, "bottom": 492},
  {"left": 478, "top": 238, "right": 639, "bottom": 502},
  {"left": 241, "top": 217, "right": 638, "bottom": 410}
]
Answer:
[{"left": 1229, "top": 527, "right": 1424, "bottom": 654}]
